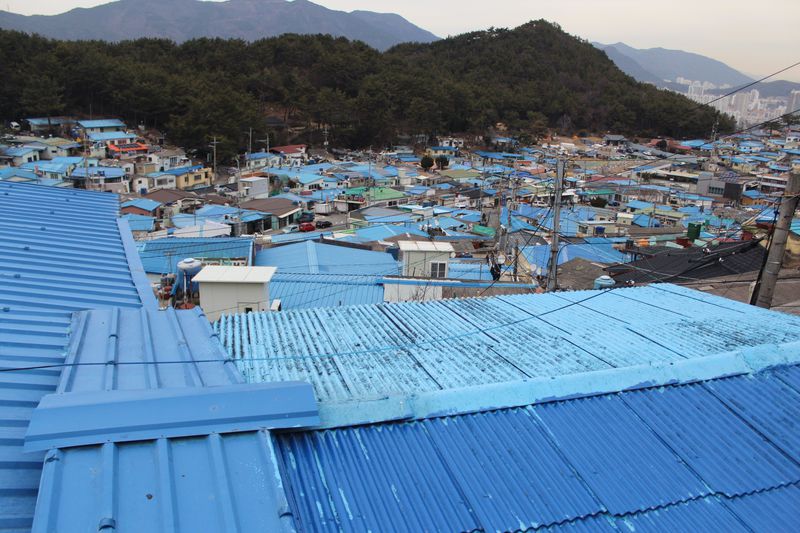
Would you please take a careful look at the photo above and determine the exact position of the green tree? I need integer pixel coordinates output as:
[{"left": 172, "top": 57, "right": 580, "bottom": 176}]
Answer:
[
  {"left": 435, "top": 155, "right": 449, "bottom": 170},
  {"left": 19, "top": 73, "right": 65, "bottom": 129},
  {"left": 420, "top": 155, "right": 434, "bottom": 171}
]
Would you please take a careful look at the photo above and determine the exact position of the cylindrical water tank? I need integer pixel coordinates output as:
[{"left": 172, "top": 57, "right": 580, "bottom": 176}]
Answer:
[
  {"left": 177, "top": 258, "right": 203, "bottom": 277},
  {"left": 593, "top": 275, "right": 615, "bottom": 290}
]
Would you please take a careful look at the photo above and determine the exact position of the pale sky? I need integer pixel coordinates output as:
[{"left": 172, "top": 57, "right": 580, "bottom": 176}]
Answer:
[{"left": 4, "top": 0, "right": 800, "bottom": 82}]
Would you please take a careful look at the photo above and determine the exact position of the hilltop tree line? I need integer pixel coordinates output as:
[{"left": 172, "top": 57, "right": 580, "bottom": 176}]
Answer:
[{"left": 0, "top": 21, "right": 734, "bottom": 160}]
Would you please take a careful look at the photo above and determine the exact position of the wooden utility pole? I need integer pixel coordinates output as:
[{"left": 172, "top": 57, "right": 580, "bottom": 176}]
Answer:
[
  {"left": 752, "top": 172, "right": 800, "bottom": 309},
  {"left": 546, "top": 159, "right": 565, "bottom": 292}
]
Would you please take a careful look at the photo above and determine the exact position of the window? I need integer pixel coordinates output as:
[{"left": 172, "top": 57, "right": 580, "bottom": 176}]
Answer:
[{"left": 430, "top": 262, "right": 447, "bottom": 279}]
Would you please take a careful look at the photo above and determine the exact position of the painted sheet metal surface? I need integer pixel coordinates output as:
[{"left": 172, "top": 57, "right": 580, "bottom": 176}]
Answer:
[
  {"left": 29, "top": 307, "right": 309, "bottom": 533},
  {"left": 0, "top": 181, "right": 150, "bottom": 530},
  {"left": 275, "top": 367, "right": 800, "bottom": 533},
  {"left": 216, "top": 284, "right": 800, "bottom": 404}
]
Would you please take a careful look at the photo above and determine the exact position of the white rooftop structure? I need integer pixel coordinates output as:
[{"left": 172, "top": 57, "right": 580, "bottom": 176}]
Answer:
[
  {"left": 193, "top": 265, "right": 277, "bottom": 284},
  {"left": 397, "top": 241, "right": 455, "bottom": 253}
]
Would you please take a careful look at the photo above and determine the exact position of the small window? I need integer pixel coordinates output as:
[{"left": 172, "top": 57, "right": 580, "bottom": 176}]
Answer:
[
  {"left": 430, "top": 262, "right": 447, "bottom": 279},
  {"left": 244, "top": 307, "right": 254, "bottom": 314}
]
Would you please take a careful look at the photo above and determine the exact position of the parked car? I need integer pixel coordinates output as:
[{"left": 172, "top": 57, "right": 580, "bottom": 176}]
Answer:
[
  {"left": 282, "top": 224, "right": 299, "bottom": 233},
  {"left": 299, "top": 222, "right": 316, "bottom": 232},
  {"left": 315, "top": 220, "right": 333, "bottom": 229},
  {"left": 298, "top": 212, "right": 315, "bottom": 223}
]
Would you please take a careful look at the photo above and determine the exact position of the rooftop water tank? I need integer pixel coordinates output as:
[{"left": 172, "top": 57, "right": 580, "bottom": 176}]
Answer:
[
  {"left": 177, "top": 258, "right": 203, "bottom": 277},
  {"left": 593, "top": 275, "right": 615, "bottom": 290}
]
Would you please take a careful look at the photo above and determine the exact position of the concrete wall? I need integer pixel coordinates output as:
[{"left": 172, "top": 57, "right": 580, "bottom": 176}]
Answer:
[{"left": 198, "top": 282, "right": 270, "bottom": 322}]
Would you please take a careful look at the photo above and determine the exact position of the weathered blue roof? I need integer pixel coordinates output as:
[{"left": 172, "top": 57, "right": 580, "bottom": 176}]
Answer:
[
  {"left": 274, "top": 361, "right": 800, "bottom": 532},
  {"left": 0, "top": 181, "right": 154, "bottom": 528},
  {"left": 121, "top": 213, "right": 156, "bottom": 232},
  {"left": 255, "top": 241, "right": 400, "bottom": 276},
  {"left": 447, "top": 260, "right": 494, "bottom": 280},
  {"left": 157, "top": 164, "right": 204, "bottom": 177},
  {"left": 270, "top": 273, "right": 384, "bottom": 309},
  {"left": 137, "top": 237, "right": 254, "bottom": 274},
  {"left": 171, "top": 205, "right": 267, "bottom": 228},
  {"left": 0, "top": 168, "right": 41, "bottom": 181},
  {"left": 121, "top": 197, "right": 161, "bottom": 212},
  {"left": 215, "top": 284, "right": 800, "bottom": 404},
  {"left": 70, "top": 166, "right": 127, "bottom": 179},
  {"left": 0, "top": 145, "right": 38, "bottom": 157},
  {"left": 77, "top": 118, "right": 125, "bottom": 129},
  {"left": 28, "top": 307, "right": 318, "bottom": 532},
  {"left": 87, "top": 131, "right": 136, "bottom": 142},
  {"left": 340, "top": 224, "right": 428, "bottom": 244},
  {"left": 521, "top": 242, "right": 631, "bottom": 274}
]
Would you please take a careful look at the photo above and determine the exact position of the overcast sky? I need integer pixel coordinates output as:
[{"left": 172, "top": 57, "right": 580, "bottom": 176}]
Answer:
[{"left": 5, "top": 0, "right": 800, "bottom": 82}]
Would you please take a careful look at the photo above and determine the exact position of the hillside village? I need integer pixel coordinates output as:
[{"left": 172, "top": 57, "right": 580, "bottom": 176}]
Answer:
[
  {"left": 3, "top": 116, "right": 800, "bottom": 310},
  {"left": 3, "top": 86, "right": 800, "bottom": 531}
]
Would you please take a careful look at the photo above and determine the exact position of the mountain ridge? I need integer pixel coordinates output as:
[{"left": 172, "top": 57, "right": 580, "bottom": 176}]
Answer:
[
  {"left": 0, "top": 0, "right": 439, "bottom": 51},
  {"left": 595, "top": 41, "right": 754, "bottom": 87}
]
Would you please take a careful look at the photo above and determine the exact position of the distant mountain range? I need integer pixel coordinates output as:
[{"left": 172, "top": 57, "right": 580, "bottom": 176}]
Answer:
[
  {"left": 0, "top": 0, "right": 439, "bottom": 51},
  {"left": 594, "top": 42, "right": 753, "bottom": 87},
  {"left": 595, "top": 42, "right": 800, "bottom": 97}
]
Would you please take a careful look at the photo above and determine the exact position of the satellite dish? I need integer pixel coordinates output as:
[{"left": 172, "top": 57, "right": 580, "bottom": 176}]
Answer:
[{"left": 497, "top": 254, "right": 506, "bottom": 264}]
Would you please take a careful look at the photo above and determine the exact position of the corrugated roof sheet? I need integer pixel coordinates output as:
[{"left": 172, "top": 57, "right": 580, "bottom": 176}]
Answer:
[
  {"left": 255, "top": 241, "right": 399, "bottom": 276},
  {"left": 0, "top": 181, "right": 153, "bottom": 530},
  {"left": 274, "top": 365, "right": 800, "bottom": 533},
  {"left": 215, "top": 284, "right": 800, "bottom": 404},
  {"left": 270, "top": 273, "right": 384, "bottom": 309},
  {"left": 30, "top": 307, "right": 316, "bottom": 532}
]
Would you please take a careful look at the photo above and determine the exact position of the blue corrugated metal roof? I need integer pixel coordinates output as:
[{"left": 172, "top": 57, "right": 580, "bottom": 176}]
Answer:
[
  {"left": 447, "top": 260, "right": 494, "bottom": 280},
  {"left": 121, "top": 213, "right": 155, "bottom": 231},
  {"left": 0, "top": 181, "right": 153, "bottom": 529},
  {"left": 215, "top": 284, "right": 800, "bottom": 405},
  {"left": 269, "top": 273, "right": 384, "bottom": 309},
  {"left": 121, "top": 197, "right": 161, "bottom": 212},
  {"left": 77, "top": 119, "right": 126, "bottom": 129},
  {"left": 87, "top": 131, "right": 136, "bottom": 142},
  {"left": 255, "top": 241, "right": 399, "bottom": 276},
  {"left": 521, "top": 243, "right": 631, "bottom": 275},
  {"left": 273, "top": 363, "right": 800, "bottom": 532},
  {"left": 29, "top": 307, "right": 316, "bottom": 532},
  {"left": 137, "top": 237, "right": 254, "bottom": 274}
]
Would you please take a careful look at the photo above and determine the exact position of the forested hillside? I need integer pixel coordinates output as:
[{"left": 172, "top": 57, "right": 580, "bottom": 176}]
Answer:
[{"left": 0, "top": 21, "right": 732, "bottom": 158}]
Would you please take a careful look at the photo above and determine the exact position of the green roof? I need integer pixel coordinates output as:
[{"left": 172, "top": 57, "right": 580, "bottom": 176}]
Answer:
[
  {"left": 344, "top": 187, "right": 406, "bottom": 201},
  {"left": 471, "top": 225, "right": 496, "bottom": 237},
  {"left": 439, "top": 169, "right": 482, "bottom": 180}
]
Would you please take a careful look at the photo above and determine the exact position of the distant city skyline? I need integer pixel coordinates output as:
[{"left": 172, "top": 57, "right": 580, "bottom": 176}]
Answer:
[{"left": 4, "top": 0, "right": 800, "bottom": 82}]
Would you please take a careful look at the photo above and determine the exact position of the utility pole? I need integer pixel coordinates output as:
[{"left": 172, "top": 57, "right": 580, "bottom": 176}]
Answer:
[
  {"left": 244, "top": 127, "right": 253, "bottom": 155},
  {"left": 751, "top": 172, "right": 800, "bottom": 309},
  {"left": 546, "top": 158, "right": 565, "bottom": 292},
  {"left": 209, "top": 136, "right": 219, "bottom": 182}
]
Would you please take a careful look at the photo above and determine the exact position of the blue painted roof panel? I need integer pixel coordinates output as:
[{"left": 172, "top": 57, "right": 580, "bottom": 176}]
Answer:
[
  {"left": 216, "top": 285, "right": 800, "bottom": 404},
  {"left": 533, "top": 394, "right": 710, "bottom": 515},
  {"left": 121, "top": 197, "right": 161, "bottom": 212},
  {"left": 255, "top": 241, "right": 399, "bottom": 276},
  {"left": 621, "top": 383, "right": 800, "bottom": 496},
  {"left": 274, "top": 366, "right": 800, "bottom": 532},
  {"left": 77, "top": 119, "right": 125, "bottom": 129},
  {"left": 616, "top": 497, "right": 748, "bottom": 533},
  {"left": 724, "top": 484, "right": 800, "bottom": 531},
  {"left": 705, "top": 370, "right": 800, "bottom": 461},
  {"left": 0, "top": 181, "right": 151, "bottom": 529},
  {"left": 30, "top": 306, "right": 309, "bottom": 532},
  {"left": 270, "top": 273, "right": 384, "bottom": 309}
]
